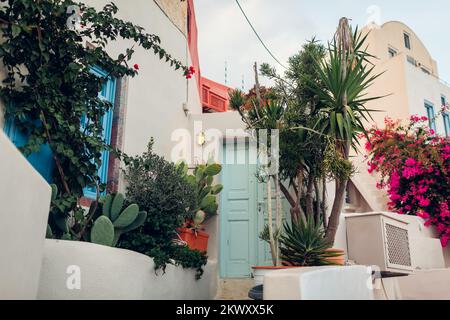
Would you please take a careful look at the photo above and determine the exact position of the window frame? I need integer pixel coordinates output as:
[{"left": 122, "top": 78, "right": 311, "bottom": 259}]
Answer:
[
  {"left": 443, "top": 113, "right": 450, "bottom": 137},
  {"left": 83, "top": 66, "right": 117, "bottom": 199},
  {"left": 404, "top": 32, "right": 411, "bottom": 50},
  {"left": 388, "top": 46, "right": 398, "bottom": 58},
  {"left": 425, "top": 101, "right": 437, "bottom": 132},
  {"left": 442, "top": 96, "right": 449, "bottom": 137}
]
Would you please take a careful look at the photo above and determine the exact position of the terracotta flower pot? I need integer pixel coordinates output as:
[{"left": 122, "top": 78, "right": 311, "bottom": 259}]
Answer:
[
  {"left": 324, "top": 248, "right": 346, "bottom": 266},
  {"left": 178, "top": 228, "right": 209, "bottom": 252}
]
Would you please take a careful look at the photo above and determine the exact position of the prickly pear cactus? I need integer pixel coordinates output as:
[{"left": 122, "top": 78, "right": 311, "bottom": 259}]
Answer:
[
  {"left": 91, "top": 216, "right": 115, "bottom": 247},
  {"left": 90, "top": 193, "right": 147, "bottom": 247},
  {"left": 193, "top": 210, "right": 206, "bottom": 228},
  {"left": 177, "top": 162, "right": 224, "bottom": 225}
]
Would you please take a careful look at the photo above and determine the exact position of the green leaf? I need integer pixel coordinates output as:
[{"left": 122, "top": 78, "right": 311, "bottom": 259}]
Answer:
[
  {"left": 205, "top": 164, "right": 222, "bottom": 176},
  {"left": 110, "top": 193, "right": 125, "bottom": 221},
  {"left": 50, "top": 184, "right": 58, "bottom": 202},
  {"left": 336, "top": 113, "right": 345, "bottom": 140},
  {"left": 200, "top": 195, "right": 216, "bottom": 210},
  {"left": 102, "top": 194, "right": 113, "bottom": 218},
  {"left": 11, "top": 24, "right": 21, "bottom": 38},
  {"left": 195, "top": 166, "right": 205, "bottom": 182},
  {"left": 91, "top": 216, "right": 114, "bottom": 247},
  {"left": 212, "top": 184, "right": 223, "bottom": 195},
  {"left": 119, "top": 211, "right": 147, "bottom": 233},
  {"left": 113, "top": 204, "right": 139, "bottom": 228},
  {"left": 46, "top": 225, "right": 53, "bottom": 239}
]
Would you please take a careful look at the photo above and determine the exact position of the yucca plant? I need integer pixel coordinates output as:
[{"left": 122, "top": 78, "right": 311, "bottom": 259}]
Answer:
[
  {"left": 280, "top": 216, "right": 342, "bottom": 266},
  {"left": 310, "top": 18, "right": 383, "bottom": 244}
]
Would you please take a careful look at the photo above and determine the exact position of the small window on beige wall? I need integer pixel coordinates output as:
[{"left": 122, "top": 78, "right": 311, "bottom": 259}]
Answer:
[
  {"left": 388, "top": 47, "right": 397, "bottom": 58},
  {"left": 404, "top": 32, "right": 411, "bottom": 50}
]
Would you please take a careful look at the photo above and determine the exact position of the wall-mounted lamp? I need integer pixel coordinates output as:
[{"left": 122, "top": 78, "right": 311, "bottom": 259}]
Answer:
[{"left": 197, "top": 131, "right": 206, "bottom": 146}]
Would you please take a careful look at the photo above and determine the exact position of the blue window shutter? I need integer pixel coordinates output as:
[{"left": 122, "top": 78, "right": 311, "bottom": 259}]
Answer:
[
  {"left": 83, "top": 67, "right": 116, "bottom": 199},
  {"left": 3, "top": 113, "right": 55, "bottom": 183}
]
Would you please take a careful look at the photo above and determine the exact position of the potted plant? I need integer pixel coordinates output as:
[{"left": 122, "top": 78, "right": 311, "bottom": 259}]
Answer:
[
  {"left": 177, "top": 161, "right": 223, "bottom": 252},
  {"left": 252, "top": 216, "right": 344, "bottom": 286},
  {"left": 178, "top": 210, "right": 210, "bottom": 252}
]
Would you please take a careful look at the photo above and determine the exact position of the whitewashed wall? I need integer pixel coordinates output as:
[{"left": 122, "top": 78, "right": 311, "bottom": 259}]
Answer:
[
  {"left": 83, "top": 0, "right": 202, "bottom": 161},
  {"left": 38, "top": 240, "right": 217, "bottom": 300},
  {"left": 405, "top": 62, "right": 450, "bottom": 136},
  {"left": 0, "top": 131, "right": 51, "bottom": 299}
]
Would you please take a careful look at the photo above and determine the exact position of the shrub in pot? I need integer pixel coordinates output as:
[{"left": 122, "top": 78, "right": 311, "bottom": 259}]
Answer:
[{"left": 119, "top": 140, "right": 207, "bottom": 277}]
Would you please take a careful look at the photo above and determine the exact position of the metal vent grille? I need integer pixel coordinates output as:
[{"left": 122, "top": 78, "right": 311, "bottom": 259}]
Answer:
[{"left": 385, "top": 223, "right": 412, "bottom": 267}]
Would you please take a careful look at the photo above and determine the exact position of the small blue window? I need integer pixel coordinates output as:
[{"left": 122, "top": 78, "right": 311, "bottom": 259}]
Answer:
[{"left": 425, "top": 102, "right": 436, "bottom": 131}]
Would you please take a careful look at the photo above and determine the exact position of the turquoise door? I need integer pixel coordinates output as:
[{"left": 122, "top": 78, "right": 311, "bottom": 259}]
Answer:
[
  {"left": 220, "top": 139, "right": 258, "bottom": 278},
  {"left": 220, "top": 139, "right": 291, "bottom": 278}
]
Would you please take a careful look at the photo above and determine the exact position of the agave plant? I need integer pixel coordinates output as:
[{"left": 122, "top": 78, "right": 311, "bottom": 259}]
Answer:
[{"left": 279, "top": 216, "right": 341, "bottom": 266}]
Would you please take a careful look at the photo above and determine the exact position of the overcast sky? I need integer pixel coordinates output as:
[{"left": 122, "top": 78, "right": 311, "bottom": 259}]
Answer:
[{"left": 195, "top": 0, "right": 450, "bottom": 91}]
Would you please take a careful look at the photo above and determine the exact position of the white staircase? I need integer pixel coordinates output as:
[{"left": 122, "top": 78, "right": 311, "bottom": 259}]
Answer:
[{"left": 349, "top": 154, "right": 389, "bottom": 212}]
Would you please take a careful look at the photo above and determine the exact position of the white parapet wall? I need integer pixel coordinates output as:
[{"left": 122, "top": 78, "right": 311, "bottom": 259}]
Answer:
[
  {"left": 0, "top": 131, "right": 51, "bottom": 299},
  {"left": 263, "top": 266, "right": 374, "bottom": 300},
  {"left": 38, "top": 239, "right": 217, "bottom": 300}
]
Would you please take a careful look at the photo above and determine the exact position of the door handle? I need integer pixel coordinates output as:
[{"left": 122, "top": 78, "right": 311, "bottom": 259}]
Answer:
[{"left": 258, "top": 202, "right": 264, "bottom": 212}]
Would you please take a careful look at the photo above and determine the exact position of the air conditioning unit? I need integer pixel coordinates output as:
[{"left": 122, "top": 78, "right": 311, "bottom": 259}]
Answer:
[{"left": 345, "top": 212, "right": 413, "bottom": 274}]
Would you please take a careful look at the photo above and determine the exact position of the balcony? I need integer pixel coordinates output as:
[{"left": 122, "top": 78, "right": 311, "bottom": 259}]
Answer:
[{"left": 201, "top": 77, "right": 231, "bottom": 113}]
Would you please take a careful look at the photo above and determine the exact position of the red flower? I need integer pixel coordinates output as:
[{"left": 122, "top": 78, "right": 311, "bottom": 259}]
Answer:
[
  {"left": 184, "top": 66, "right": 196, "bottom": 79},
  {"left": 133, "top": 64, "right": 139, "bottom": 70}
]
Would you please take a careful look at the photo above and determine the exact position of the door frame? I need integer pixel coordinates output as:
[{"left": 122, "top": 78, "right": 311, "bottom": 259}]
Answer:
[{"left": 219, "top": 136, "right": 259, "bottom": 278}]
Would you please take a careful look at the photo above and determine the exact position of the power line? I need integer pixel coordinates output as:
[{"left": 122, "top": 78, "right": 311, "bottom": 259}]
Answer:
[{"left": 235, "top": 0, "right": 286, "bottom": 69}]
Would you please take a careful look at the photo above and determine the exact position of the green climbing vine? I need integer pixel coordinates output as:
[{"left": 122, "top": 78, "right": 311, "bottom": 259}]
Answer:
[{"left": 0, "top": 0, "right": 189, "bottom": 239}]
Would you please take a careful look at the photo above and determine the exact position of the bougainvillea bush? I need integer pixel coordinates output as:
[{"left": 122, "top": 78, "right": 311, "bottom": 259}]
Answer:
[{"left": 366, "top": 115, "right": 450, "bottom": 246}]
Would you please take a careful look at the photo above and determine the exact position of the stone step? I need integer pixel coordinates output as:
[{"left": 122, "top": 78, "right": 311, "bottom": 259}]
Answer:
[{"left": 215, "top": 279, "right": 254, "bottom": 300}]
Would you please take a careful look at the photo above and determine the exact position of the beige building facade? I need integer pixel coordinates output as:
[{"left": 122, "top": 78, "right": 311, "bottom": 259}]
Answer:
[{"left": 362, "top": 21, "right": 450, "bottom": 136}]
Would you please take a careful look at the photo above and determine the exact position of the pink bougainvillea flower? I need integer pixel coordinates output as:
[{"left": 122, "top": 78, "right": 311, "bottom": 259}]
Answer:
[
  {"left": 418, "top": 197, "right": 431, "bottom": 207},
  {"left": 410, "top": 115, "right": 420, "bottom": 123},
  {"left": 366, "top": 116, "right": 449, "bottom": 247},
  {"left": 417, "top": 210, "right": 430, "bottom": 220},
  {"left": 441, "top": 236, "right": 449, "bottom": 248}
]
